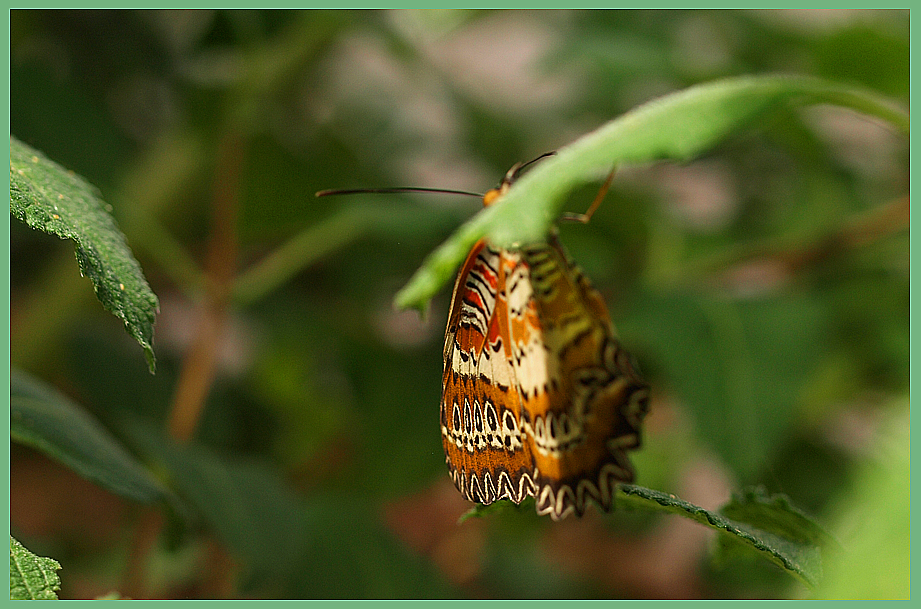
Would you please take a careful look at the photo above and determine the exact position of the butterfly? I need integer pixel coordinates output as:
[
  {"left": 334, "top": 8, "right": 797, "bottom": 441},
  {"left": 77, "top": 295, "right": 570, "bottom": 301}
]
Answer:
[
  {"left": 439, "top": 156, "right": 649, "bottom": 520},
  {"left": 318, "top": 153, "right": 649, "bottom": 520}
]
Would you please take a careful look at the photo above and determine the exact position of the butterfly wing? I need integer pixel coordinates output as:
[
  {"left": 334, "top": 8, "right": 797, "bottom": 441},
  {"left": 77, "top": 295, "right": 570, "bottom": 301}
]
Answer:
[
  {"left": 441, "top": 232, "right": 648, "bottom": 520},
  {"left": 441, "top": 240, "right": 537, "bottom": 506},
  {"left": 518, "top": 233, "right": 649, "bottom": 519}
]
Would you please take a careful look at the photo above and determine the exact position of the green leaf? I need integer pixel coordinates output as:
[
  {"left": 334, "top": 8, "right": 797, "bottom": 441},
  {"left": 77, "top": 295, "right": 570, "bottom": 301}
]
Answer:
[
  {"left": 457, "top": 498, "right": 531, "bottom": 524},
  {"left": 459, "top": 484, "right": 827, "bottom": 586},
  {"left": 10, "top": 535, "right": 61, "bottom": 600},
  {"left": 289, "top": 500, "right": 454, "bottom": 598},
  {"left": 616, "top": 484, "right": 824, "bottom": 587},
  {"left": 394, "top": 75, "right": 908, "bottom": 311},
  {"left": 10, "top": 135, "right": 159, "bottom": 372},
  {"left": 116, "top": 416, "right": 309, "bottom": 582},
  {"left": 714, "top": 487, "right": 839, "bottom": 585},
  {"left": 720, "top": 487, "right": 838, "bottom": 549},
  {"left": 623, "top": 291, "right": 827, "bottom": 479},
  {"left": 10, "top": 368, "right": 171, "bottom": 505}
]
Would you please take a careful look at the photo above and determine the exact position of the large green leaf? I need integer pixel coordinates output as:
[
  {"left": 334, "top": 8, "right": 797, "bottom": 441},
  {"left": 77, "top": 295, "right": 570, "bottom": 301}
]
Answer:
[
  {"left": 10, "top": 135, "right": 158, "bottom": 372},
  {"left": 394, "top": 75, "right": 908, "bottom": 311},
  {"left": 10, "top": 535, "right": 61, "bottom": 600},
  {"left": 623, "top": 290, "right": 827, "bottom": 479},
  {"left": 10, "top": 368, "right": 171, "bottom": 505}
]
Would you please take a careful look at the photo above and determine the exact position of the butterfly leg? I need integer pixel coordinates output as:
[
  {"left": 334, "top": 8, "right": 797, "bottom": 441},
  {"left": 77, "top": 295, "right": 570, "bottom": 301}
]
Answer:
[{"left": 561, "top": 168, "right": 616, "bottom": 224}]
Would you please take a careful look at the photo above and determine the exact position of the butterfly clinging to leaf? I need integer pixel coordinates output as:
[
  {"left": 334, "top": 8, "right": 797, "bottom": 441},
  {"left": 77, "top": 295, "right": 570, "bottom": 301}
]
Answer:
[{"left": 319, "top": 153, "right": 649, "bottom": 520}]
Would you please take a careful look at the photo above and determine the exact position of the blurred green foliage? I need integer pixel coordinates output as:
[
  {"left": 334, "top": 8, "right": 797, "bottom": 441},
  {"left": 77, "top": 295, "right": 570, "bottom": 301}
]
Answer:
[{"left": 10, "top": 9, "right": 908, "bottom": 599}]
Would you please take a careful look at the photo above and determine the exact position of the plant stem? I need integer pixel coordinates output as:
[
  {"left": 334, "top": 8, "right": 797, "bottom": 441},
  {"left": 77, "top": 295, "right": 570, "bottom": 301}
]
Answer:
[
  {"left": 167, "top": 132, "right": 243, "bottom": 443},
  {"left": 120, "top": 508, "right": 163, "bottom": 599}
]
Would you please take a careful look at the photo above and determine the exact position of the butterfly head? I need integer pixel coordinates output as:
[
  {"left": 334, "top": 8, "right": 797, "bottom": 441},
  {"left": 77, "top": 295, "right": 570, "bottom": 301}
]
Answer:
[
  {"left": 482, "top": 151, "right": 556, "bottom": 208},
  {"left": 482, "top": 177, "right": 512, "bottom": 207}
]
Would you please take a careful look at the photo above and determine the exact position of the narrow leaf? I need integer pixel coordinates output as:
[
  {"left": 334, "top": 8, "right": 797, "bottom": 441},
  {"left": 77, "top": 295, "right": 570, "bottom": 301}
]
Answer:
[
  {"left": 10, "top": 536, "right": 61, "bottom": 600},
  {"left": 457, "top": 497, "right": 530, "bottom": 524},
  {"left": 721, "top": 486, "right": 838, "bottom": 548},
  {"left": 10, "top": 135, "right": 159, "bottom": 372},
  {"left": 394, "top": 75, "right": 908, "bottom": 310},
  {"left": 10, "top": 368, "right": 171, "bottom": 505},
  {"left": 617, "top": 484, "right": 824, "bottom": 587}
]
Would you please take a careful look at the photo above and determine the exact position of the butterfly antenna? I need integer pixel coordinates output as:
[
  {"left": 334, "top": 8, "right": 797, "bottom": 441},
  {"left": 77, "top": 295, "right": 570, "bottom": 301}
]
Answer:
[
  {"left": 316, "top": 186, "right": 484, "bottom": 198},
  {"left": 317, "top": 152, "right": 557, "bottom": 199},
  {"left": 502, "top": 151, "right": 557, "bottom": 186},
  {"left": 521, "top": 151, "right": 557, "bottom": 171}
]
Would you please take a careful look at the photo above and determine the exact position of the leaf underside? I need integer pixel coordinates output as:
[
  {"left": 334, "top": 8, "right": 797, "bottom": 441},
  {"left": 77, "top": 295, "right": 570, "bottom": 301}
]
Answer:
[{"left": 394, "top": 75, "right": 908, "bottom": 311}]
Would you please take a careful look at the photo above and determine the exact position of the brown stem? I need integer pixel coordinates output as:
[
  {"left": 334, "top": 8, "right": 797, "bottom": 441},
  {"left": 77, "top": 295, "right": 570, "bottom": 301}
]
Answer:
[
  {"left": 199, "top": 540, "right": 242, "bottom": 599},
  {"left": 168, "top": 133, "right": 243, "bottom": 443},
  {"left": 782, "top": 195, "right": 909, "bottom": 272},
  {"left": 120, "top": 508, "right": 164, "bottom": 599}
]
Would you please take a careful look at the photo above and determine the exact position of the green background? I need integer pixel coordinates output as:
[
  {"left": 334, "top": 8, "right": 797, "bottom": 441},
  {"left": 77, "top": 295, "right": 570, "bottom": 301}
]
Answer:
[{"left": 9, "top": 9, "right": 909, "bottom": 599}]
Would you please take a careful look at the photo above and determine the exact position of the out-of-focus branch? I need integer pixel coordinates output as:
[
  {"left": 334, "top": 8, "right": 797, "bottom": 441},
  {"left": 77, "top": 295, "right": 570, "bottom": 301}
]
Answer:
[{"left": 167, "top": 133, "right": 243, "bottom": 444}]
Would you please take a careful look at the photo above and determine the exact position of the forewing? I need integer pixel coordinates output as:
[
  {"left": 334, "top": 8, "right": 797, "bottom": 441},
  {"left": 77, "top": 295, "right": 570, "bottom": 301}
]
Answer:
[{"left": 441, "top": 243, "right": 537, "bottom": 506}]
